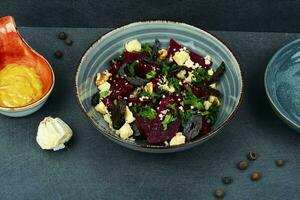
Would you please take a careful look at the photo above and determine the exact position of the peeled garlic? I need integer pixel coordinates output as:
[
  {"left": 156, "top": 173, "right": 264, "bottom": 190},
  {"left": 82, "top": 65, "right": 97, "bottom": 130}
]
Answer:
[{"left": 36, "top": 117, "right": 73, "bottom": 151}]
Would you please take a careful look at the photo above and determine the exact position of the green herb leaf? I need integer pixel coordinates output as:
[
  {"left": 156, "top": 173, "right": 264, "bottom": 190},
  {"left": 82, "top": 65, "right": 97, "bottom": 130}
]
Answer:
[
  {"left": 146, "top": 70, "right": 157, "bottom": 79},
  {"left": 130, "top": 103, "right": 140, "bottom": 113},
  {"left": 182, "top": 89, "right": 204, "bottom": 110},
  {"left": 141, "top": 43, "right": 153, "bottom": 57},
  {"left": 139, "top": 106, "right": 156, "bottom": 120},
  {"left": 125, "top": 62, "right": 137, "bottom": 77},
  {"left": 139, "top": 90, "right": 149, "bottom": 97},
  {"left": 168, "top": 77, "right": 181, "bottom": 92},
  {"left": 180, "top": 109, "right": 196, "bottom": 125},
  {"left": 205, "top": 104, "right": 219, "bottom": 125},
  {"left": 100, "top": 90, "right": 110, "bottom": 98},
  {"left": 193, "top": 68, "right": 210, "bottom": 86},
  {"left": 162, "top": 63, "right": 170, "bottom": 75},
  {"left": 166, "top": 103, "right": 177, "bottom": 110},
  {"left": 162, "top": 114, "right": 177, "bottom": 130}
]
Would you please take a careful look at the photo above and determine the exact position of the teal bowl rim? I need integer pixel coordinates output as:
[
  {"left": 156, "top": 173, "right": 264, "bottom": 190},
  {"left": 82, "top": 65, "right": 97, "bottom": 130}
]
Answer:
[
  {"left": 264, "top": 38, "right": 300, "bottom": 131},
  {"left": 75, "top": 20, "right": 244, "bottom": 151}
]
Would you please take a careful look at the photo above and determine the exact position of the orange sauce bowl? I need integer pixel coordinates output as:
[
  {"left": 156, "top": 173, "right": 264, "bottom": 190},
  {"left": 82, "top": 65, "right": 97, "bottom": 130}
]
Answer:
[{"left": 0, "top": 16, "right": 55, "bottom": 117}]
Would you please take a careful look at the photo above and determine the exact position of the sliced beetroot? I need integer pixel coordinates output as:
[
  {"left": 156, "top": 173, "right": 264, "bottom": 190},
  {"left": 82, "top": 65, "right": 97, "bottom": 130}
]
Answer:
[
  {"left": 110, "top": 76, "right": 133, "bottom": 98},
  {"left": 168, "top": 39, "right": 182, "bottom": 57},
  {"left": 189, "top": 51, "right": 212, "bottom": 69},
  {"left": 191, "top": 86, "right": 208, "bottom": 98},
  {"left": 135, "top": 116, "right": 180, "bottom": 144},
  {"left": 135, "top": 116, "right": 152, "bottom": 138},
  {"left": 158, "top": 95, "right": 179, "bottom": 112},
  {"left": 136, "top": 61, "right": 154, "bottom": 78},
  {"left": 102, "top": 96, "right": 115, "bottom": 113},
  {"left": 123, "top": 51, "right": 147, "bottom": 63},
  {"left": 109, "top": 59, "right": 125, "bottom": 73},
  {"left": 147, "top": 119, "right": 180, "bottom": 144},
  {"left": 201, "top": 119, "right": 211, "bottom": 135}
]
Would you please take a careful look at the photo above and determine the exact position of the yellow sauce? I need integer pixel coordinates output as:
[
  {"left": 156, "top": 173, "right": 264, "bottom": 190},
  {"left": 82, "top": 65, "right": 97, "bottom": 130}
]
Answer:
[{"left": 0, "top": 64, "right": 43, "bottom": 107}]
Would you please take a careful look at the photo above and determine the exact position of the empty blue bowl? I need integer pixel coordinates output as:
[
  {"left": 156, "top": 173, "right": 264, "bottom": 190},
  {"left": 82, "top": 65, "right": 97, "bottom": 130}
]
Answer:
[
  {"left": 265, "top": 39, "right": 300, "bottom": 132},
  {"left": 75, "top": 21, "right": 243, "bottom": 153}
]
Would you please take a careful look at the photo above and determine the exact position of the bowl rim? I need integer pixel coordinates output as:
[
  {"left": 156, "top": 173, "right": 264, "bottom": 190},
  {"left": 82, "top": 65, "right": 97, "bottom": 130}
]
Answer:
[
  {"left": 0, "top": 27, "right": 55, "bottom": 112},
  {"left": 264, "top": 38, "right": 300, "bottom": 130},
  {"left": 75, "top": 20, "right": 244, "bottom": 150}
]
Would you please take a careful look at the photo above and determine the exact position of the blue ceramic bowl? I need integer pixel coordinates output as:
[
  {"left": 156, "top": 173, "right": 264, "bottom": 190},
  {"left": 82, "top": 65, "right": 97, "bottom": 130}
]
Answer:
[
  {"left": 75, "top": 21, "right": 243, "bottom": 153},
  {"left": 265, "top": 39, "right": 300, "bottom": 132}
]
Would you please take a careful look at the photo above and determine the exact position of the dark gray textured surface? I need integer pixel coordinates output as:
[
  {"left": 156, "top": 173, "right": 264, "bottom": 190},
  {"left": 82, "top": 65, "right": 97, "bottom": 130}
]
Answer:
[
  {"left": 0, "top": 28, "right": 300, "bottom": 200},
  {"left": 1, "top": 0, "right": 300, "bottom": 33}
]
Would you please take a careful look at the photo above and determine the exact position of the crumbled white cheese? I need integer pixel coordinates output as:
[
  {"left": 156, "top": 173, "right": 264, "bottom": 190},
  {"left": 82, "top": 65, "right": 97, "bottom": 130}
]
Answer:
[
  {"left": 98, "top": 81, "right": 111, "bottom": 92},
  {"left": 144, "top": 82, "right": 153, "bottom": 95},
  {"left": 176, "top": 70, "right": 186, "bottom": 79},
  {"left": 204, "top": 100, "right": 212, "bottom": 110},
  {"left": 208, "top": 69, "right": 214, "bottom": 76},
  {"left": 159, "top": 82, "right": 175, "bottom": 93},
  {"left": 103, "top": 114, "right": 113, "bottom": 129},
  {"left": 95, "top": 101, "right": 109, "bottom": 114},
  {"left": 158, "top": 49, "right": 168, "bottom": 59},
  {"left": 139, "top": 96, "right": 149, "bottom": 101},
  {"left": 184, "top": 58, "right": 194, "bottom": 68},
  {"left": 36, "top": 117, "right": 73, "bottom": 151},
  {"left": 184, "top": 72, "right": 195, "bottom": 83},
  {"left": 125, "top": 39, "right": 141, "bottom": 52},
  {"left": 173, "top": 50, "right": 190, "bottom": 66},
  {"left": 125, "top": 106, "right": 135, "bottom": 124},
  {"left": 170, "top": 132, "right": 186, "bottom": 146},
  {"left": 204, "top": 55, "right": 212, "bottom": 65},
  {"left": 209, "top": 83, "right": 217, "bottom": 89},
  {"left": 179, "top": 106, "right": 184, "bottom": 111},
  {"left": 116, "top": 123, "right": 133, "bottom": 140}
]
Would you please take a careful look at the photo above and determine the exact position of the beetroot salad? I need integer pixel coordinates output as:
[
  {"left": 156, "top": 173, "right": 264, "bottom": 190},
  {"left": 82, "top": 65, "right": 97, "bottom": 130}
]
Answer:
[{"left": 91, "top": 39, "right": 225, "bottom": 146}]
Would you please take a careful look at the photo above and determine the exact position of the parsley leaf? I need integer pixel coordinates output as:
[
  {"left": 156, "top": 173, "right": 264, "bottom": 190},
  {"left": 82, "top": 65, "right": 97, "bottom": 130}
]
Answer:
[
  {"left": 139, "top": 106, "right": 156, "bottom": 120},
  {"left": 179, "top": 109, "right": 196, "bottom": 125},
  {"left": 168, "top": 77, "right": 181, "bottom": 92},
  {"left": 100, "top": 90, "right": 110, "bottom": 98},
  {"left": 141, "top": 43, "right": 153, "bottom": 57},
  {"left": 162, "top": 114, "right": 177, "bottom": 130},
  {"left": 166, "top": 103, "right": 176, "bottom": 110},
  {"left": 203, "top": 104, "right": 219, "bottom": 125},
  {"left": 182, "top": 89, "right": 204, "bottom": 110},
  {"left": 146, "top": 70, "right": 157, "bottom": 79},
  {"left": 162, "top": 63, "right": 170, "bottom": 75},
  {"left": 125, "top": 62, "right": 137, "bottom": 77},
  {"left": 193, "top": 68, "right": 210, "bottom": 86}
]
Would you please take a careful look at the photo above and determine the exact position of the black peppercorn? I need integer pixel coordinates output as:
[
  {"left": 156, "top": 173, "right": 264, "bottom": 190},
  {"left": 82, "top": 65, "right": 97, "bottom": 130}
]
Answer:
[
  {"left": 222, "top": 176, "right": 233, "bottom": 185},
  {"left": 64, "top": 38, "right": 73, "bottom": 46},
  {"left": 237, "top": 161, "right": 249, "bottom": 170},
  {"left": 247, "top": 152, "right": 257, "bottom": 161},
  {"left": 58, "top": 32, "right": 67, "bottom": 40},
  {"left": 214, "top": 189, "right": 225, "bottom": 198},
  {"left": 275, "top": 159, "right": 285, "bottom": 167},
  {"left": 250, "top": 172, "right": 261, "bottom": 181},
  {"left": 54, "top": 50, "right": 63, "bottom": 59}
]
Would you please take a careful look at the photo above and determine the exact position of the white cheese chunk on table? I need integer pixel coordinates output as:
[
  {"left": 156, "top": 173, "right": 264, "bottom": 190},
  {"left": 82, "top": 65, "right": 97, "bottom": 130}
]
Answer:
[{"left": 36, "top": 117, "right": 73, "bottom": 151}]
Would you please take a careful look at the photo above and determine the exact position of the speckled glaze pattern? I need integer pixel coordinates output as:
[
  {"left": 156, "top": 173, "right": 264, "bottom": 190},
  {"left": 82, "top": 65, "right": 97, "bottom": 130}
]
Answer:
[
  {"left": 265, "top": 39, "right": 300, "bottom": 132},
  {"left": 75, "top": 21, "right": 243, "bottom": 153}
]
